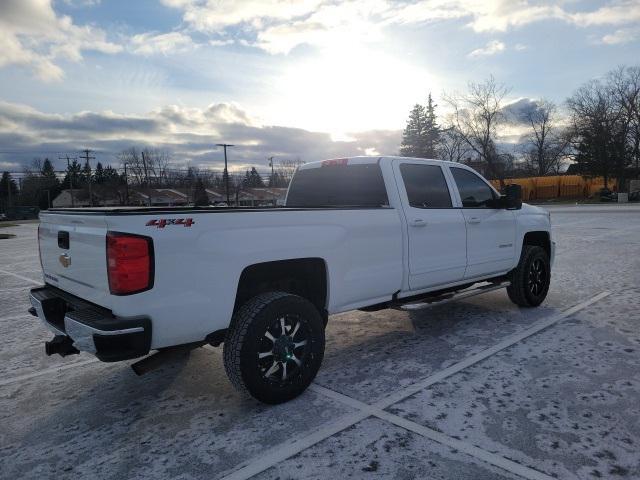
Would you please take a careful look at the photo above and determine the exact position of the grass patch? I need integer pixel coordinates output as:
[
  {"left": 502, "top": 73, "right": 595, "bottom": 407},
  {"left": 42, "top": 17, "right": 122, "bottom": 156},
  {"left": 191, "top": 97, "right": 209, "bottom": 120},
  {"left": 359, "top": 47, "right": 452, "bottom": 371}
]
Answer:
[{"left": 0, "top": 223, "right": 19, "bottom": 228}]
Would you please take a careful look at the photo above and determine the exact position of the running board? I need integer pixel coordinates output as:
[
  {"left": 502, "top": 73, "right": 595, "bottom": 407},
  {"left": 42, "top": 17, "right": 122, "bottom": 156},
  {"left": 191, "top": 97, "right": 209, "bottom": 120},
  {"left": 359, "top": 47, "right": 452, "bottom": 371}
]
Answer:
[{"left": 398, "top": 281, "right": 511, "bottom": 311}]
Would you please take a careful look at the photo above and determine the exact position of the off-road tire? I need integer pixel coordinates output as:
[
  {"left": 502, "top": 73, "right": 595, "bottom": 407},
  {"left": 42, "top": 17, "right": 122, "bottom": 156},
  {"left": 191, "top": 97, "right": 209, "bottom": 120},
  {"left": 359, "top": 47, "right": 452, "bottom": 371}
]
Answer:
[
  {"left": 223, "top": 291, "right": 325, "bottom": 404},
  {"left": 507, "top": 245, "right": 550, "bottom": 307}
]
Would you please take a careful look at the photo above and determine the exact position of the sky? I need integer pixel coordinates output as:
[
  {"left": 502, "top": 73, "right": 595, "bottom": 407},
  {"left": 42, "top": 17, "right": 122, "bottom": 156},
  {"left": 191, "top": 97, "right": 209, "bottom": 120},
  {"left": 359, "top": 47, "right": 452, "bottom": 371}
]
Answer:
[{"left": 0, "top": 0, "right": 639, "bottom": 173}]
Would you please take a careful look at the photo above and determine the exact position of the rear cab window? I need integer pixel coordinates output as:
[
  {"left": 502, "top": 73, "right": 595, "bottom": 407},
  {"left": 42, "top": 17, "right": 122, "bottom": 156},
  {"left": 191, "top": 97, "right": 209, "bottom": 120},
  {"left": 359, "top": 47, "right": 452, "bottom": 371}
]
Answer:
[
  {"left": 399, "top": 163, "right": 452, "bottom": 208},
  {"left": 451, "top": 167, "right": 497, "bottom": 208},
  {"left": 286, "top": 160, "right": 389, "bottom": 207}
]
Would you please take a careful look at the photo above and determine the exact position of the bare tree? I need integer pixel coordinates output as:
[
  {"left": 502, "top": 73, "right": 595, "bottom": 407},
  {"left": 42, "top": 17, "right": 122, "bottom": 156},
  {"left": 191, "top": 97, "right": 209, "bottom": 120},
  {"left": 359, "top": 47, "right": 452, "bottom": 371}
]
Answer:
[
  {"left": 608, "top": 66, "right": 640, "bottom": 187},
  {"left": 567, "top": 66, "right": 640, "bottom": 190},
  {"left": 118, "top": 147, "right": 171, "bottom": 187},
  {"left": 438, "top": 126, "right": 471, "bottom": 163},
  {"left": 277, "top": 158, "right": 305, "bottom": 183},
  {"left": 522, "top": 100, "right": 571, "bottom": 176},
  {"left": 444, "top": 76, "right": 511, "bottom": 183}
]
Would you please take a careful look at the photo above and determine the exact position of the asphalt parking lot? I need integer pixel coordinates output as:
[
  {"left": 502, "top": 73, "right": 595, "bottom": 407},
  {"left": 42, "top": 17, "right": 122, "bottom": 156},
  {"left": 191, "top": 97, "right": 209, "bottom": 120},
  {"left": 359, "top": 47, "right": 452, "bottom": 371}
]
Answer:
[{"left": 1, "top": 205, "right": 639, "bottom": 480}]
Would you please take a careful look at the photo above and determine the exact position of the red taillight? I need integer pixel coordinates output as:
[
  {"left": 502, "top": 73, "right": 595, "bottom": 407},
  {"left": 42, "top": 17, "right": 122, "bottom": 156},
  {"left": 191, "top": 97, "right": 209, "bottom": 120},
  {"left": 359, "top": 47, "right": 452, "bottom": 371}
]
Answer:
[{"left": 106, "top": 232, "right": 154, "bottom": 295}]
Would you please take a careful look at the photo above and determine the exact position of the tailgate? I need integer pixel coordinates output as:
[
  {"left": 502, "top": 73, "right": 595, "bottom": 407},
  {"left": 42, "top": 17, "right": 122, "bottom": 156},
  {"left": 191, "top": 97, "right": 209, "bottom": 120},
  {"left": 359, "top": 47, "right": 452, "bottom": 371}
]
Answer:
[{"left": 39, "top": 212, "right": 112, "bottom": 309}]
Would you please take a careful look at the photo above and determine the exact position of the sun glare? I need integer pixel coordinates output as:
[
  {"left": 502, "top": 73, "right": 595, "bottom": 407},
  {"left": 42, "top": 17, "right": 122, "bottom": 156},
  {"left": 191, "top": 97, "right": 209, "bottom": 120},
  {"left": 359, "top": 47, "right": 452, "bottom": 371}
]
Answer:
[{"left": 270, "top": 43, "right": 440, "bottom": 138}]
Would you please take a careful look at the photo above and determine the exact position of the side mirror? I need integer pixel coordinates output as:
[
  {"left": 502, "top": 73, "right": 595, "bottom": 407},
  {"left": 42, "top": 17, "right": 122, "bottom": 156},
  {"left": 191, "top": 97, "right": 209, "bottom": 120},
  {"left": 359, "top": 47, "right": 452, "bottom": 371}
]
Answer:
[{"left": 503, "top": 184, "right": 522, "bottom": 210}]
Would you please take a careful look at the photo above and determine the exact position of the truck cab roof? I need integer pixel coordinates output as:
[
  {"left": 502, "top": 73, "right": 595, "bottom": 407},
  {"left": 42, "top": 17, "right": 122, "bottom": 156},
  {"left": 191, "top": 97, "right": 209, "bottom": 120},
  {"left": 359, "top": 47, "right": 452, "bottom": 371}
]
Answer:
[{"left": 299, "top": 156, "right": 471, "bottom": 170}]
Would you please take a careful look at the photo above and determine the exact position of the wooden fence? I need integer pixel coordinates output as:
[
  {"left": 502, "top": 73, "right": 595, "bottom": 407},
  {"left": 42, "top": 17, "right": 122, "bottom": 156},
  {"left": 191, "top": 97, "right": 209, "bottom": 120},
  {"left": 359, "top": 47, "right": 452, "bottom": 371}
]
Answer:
[{"left": 489, "top": 176, "right": 616, "bottom": 201}]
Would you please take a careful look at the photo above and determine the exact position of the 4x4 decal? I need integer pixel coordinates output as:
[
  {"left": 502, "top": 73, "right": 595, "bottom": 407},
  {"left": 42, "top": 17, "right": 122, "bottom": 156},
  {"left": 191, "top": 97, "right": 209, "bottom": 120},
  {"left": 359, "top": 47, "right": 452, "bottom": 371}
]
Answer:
[{"left": 146, "top": 218, "right": 195, "bottom": 228}]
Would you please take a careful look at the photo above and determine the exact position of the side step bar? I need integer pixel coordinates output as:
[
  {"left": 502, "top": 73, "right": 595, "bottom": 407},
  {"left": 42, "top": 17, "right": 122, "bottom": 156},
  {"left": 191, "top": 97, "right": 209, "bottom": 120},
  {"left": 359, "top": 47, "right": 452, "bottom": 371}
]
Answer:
[{"left": 398, "top": 281, "right": 511, "bottom": 311}]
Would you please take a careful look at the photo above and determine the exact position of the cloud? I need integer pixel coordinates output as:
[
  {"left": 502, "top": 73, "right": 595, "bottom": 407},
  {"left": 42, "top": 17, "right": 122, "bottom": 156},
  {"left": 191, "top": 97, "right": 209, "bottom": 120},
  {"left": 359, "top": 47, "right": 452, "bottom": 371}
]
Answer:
[
  {"left": 130, "top": 31, "right": 196, "bottom": 56},
  {"left": 468, "top": 40, "right": 506, "bottom": 57},
  {"left": 568, "top": 1, "right": 640, "bottom": 28},
  {"left": 501, "top": 98, "right": 542, "bottom": 124},
  {"left": 0, "top": 0, "right": 121, "bottom": 82},
  {"left": 0, "top": 101, "right": 401, "bottom": 171},
  {"left": 61, "top": 0, "right": 101, "bottom": 6},
  {"left": 161, "top": 0, "right": 640, "bottom": 54},
  {"left": 601, "top": 27, "right": 640, "bottom": 45}
]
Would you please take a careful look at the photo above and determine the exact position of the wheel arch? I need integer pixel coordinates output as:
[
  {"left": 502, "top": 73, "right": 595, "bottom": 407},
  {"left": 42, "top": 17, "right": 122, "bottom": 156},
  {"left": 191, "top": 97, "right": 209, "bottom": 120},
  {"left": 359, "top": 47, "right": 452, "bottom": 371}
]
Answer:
[
  {"left": 522, "top": 230, "right": 551, "bottom": 258},
  {"left": 234, "top": 258, "right": 328, "bottom": 319}
]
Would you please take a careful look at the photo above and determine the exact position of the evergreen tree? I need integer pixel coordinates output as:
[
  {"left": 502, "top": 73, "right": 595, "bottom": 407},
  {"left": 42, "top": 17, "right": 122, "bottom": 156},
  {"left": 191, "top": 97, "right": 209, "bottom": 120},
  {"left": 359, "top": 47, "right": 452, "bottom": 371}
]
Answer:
[
  {"left": 37, "top": 158, "right": 61, "bottom": 209},
  {"left": 193, "top": 178, "right": 209, "bottom": 206},
  {"left": 249, "top": 167, "right": 264, "bottom": 187},
  {"left": 62, "top": 159, "right": 82, "bottom": 191},
  {"left": 1, "top": 172, "right": 18, "bottom": 207},
  {"left": 94, "top": 162, "right": 105, "bottom": 184},
  {"left": 423, "top": 94, "right": 441, "bottom": 158},
  {"left": 41, "top": 159, "right": 57, "bottom": 179},
  {"left": 400, "top": 93, "right": 441, "bottom": 158},
  {"left": 81, "top": 159, "right": 92, "bottom": 186},
  {"left": 243, "top": 170, "right": 251, "bottom": 187},
  {"left": 103, "top": 165, "right": 121, "bottom": 183},
  {"left": 242, "top": 167, "right": 265, "bottom": 188}
]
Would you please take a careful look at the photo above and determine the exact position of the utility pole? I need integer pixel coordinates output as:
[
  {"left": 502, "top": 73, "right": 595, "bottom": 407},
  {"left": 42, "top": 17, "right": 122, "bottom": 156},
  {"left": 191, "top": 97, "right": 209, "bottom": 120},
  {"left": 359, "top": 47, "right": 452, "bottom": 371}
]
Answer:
[
  {"left": 141, "top": 151, "right": 151, "bottom": 206},
  {"left": 79, "top": 149, "right": 95, "bottom": 206},
  {"left": 6, "top": 174, "right": 12, "bottom": 208},
  {"left": 123, "top": 163, "right": 130, "bottom": 205},
  {"left": 268, "top": 156, "right": 275, "bottom": 185},
  {"left": 59, "top": 155, "right": 77, "bottom": 207},
  {"left": 216, "top": 143, "right": 235, "bottom": 205}
]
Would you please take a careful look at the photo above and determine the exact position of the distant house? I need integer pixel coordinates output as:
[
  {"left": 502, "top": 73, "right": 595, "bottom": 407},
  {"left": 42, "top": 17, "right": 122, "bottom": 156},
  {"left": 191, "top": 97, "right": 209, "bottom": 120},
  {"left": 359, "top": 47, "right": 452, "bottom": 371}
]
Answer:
[
  {"left": 51, "top": 187, "right": 288, "bottom": 208},
  {"left": 247, "top": 188, "right": 287, "bottom": 207},
  {"left": 52, "top": 189, "right": 120, "bottom": 208},
  {"left": 52, "top": 190, "right": 90, "bottom": 208},
  {"left": 205, "top": 189, "right": 225, "bottom": 205},
  {"left": 130, "top": 189, "right": 189, "bottom": 206}
]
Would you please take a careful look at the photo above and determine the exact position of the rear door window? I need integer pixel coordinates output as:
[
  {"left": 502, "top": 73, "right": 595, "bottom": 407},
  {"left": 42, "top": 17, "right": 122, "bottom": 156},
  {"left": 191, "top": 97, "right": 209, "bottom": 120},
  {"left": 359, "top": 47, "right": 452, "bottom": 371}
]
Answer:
[
  {"left": 286, "top": 163, "right": 389, "bottom": 207},
  {"left": 400, "top": 164, "right": 452, "bottom": 208}
]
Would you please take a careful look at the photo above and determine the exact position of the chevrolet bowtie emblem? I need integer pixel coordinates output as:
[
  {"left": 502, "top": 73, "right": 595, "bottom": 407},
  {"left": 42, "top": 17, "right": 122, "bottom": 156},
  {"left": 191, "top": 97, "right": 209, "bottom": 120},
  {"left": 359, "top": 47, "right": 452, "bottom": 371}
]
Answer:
[{"left": 59, "top": 253, "right": 71, "bottom": 268}]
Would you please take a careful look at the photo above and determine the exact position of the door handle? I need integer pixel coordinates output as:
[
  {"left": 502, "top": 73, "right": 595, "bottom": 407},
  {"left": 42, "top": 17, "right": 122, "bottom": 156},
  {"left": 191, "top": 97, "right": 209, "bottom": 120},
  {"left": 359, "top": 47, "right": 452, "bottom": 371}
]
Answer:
[
  {"left": 409, "top": 218, "right": 427, "bottom": 227},
  {"left": 467, "top": 217, "right": 481, "bottom": 224}
]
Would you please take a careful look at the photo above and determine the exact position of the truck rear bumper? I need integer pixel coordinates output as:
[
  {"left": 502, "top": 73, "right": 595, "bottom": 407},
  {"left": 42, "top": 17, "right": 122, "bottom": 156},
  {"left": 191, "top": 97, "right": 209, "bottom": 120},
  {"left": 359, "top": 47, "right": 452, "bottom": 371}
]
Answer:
[{"left": 29, "top": 285, "right": 151, "bottom": 362}]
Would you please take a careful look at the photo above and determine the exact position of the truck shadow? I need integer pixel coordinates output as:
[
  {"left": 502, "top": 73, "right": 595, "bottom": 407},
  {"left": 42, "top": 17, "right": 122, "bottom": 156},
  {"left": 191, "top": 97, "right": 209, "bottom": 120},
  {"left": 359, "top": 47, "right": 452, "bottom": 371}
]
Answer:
[
  {"left": 316, "top": 294, "right": 560, "bottom": 402},
  {"left": 8, "top": 295, "right": 561, "bottom": 479}
]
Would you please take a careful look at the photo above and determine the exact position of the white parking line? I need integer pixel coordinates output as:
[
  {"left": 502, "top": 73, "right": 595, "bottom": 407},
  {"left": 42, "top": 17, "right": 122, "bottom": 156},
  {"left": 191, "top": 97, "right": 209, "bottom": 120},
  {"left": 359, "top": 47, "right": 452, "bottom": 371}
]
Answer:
[
  {"left": 220, "top": 291, "right": 610, "bottom": 480},
  {"left": 375, "top": 290, "right": 611, "bottom": 410},
  {"left": 219, "top": 410, "right": 371, "bottom": 480},
  {"left": 375, "top": 409, "right": 555, "bottom": 480},
  {"left": 312, "top": 384, "right": 555, "bottom": 480},
  {"left": 0, "top": 268, "right": 41, "bottom": 286}
]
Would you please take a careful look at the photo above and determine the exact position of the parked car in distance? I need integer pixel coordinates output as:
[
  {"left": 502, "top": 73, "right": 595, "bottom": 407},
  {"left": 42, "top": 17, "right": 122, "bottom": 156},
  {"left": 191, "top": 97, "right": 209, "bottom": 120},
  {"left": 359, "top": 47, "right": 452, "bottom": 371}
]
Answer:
[{"left": 29, "top": 156, "right": 554, "bottom": 404}]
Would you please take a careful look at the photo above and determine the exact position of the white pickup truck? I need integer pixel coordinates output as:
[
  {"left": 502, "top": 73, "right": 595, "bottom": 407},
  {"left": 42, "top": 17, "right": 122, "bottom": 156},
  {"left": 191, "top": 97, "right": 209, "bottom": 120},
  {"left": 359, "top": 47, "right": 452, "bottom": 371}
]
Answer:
[{"left": 29, "top": 156, "right": 554, "bottom": 404}]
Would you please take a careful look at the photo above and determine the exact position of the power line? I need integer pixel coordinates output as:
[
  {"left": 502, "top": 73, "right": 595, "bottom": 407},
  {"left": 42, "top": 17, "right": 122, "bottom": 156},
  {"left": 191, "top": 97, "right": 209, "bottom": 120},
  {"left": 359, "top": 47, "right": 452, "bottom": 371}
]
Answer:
[{"left": 0, "top": 150, "right": 78, "bottom": 154}]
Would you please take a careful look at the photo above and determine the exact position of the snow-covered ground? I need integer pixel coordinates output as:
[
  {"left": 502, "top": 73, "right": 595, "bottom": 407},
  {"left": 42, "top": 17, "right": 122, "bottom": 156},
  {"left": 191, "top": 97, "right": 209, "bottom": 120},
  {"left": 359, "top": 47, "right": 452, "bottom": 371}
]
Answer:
[{"left": 1, "top": 205, "right": 639, "bottom": 480}]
